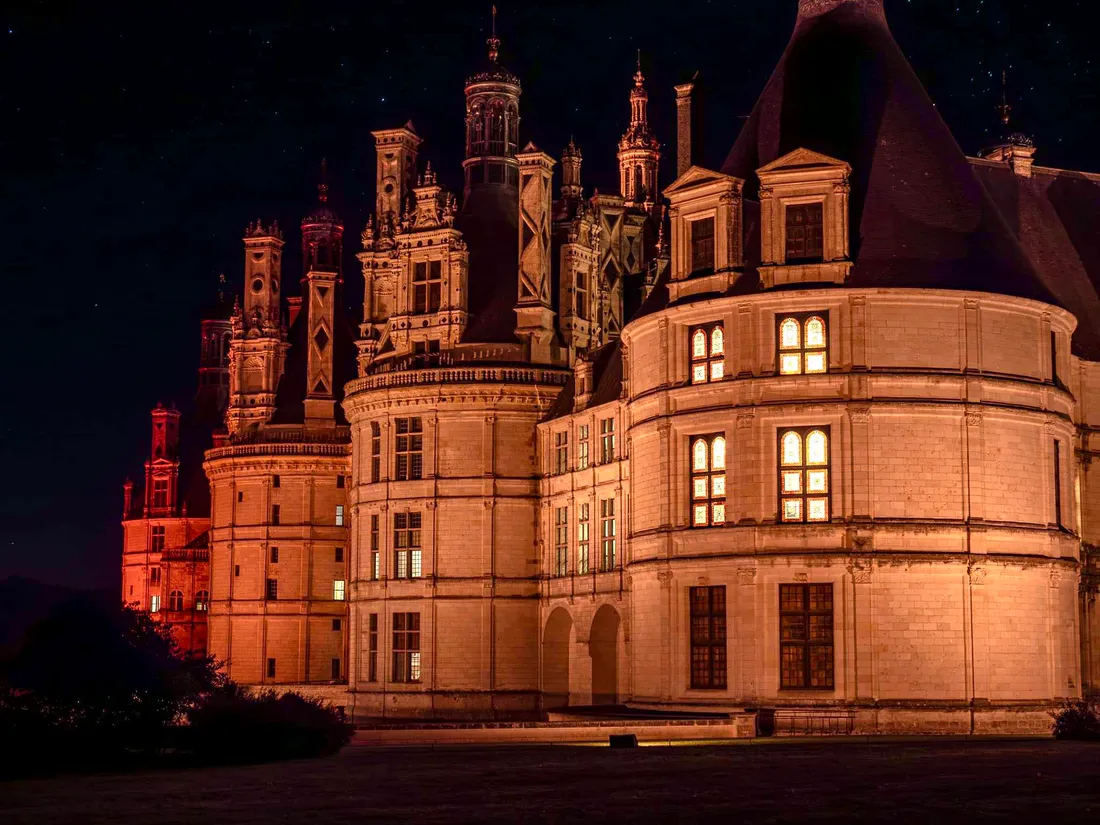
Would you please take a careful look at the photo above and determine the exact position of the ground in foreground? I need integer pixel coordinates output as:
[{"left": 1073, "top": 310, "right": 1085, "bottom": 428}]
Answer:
[{"left": 2, "top": 738, "right": 1098, "bottom": 823}]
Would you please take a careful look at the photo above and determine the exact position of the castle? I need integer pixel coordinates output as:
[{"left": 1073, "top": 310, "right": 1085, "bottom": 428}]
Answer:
[{"left": 121, "top": 0, "right": 1100, "bottom": 733}]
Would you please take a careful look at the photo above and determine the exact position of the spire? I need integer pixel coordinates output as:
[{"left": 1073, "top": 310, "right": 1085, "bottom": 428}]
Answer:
[
  {"left": 635, "top": 49, "right": 643, "bottom": 87},
  {"left": 318, "top": 158, "right": 329, "bottom": 204},
  {"left": 996, "top": 69, "right": 1012, "bottom": 127},
  {"left": 487, "top": 5, "right": 500, "bottom": 64}
]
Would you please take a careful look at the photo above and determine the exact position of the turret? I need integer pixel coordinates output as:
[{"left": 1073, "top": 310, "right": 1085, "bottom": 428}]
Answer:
[
  {"left": 144, "top": 403, "right": 181, "bottom": 517},
  {"left": 617, "top": 53, "right": 660, "bottom": 206},
  {"left": 462, "top": 6, "right": 521, "bottom": 194}
]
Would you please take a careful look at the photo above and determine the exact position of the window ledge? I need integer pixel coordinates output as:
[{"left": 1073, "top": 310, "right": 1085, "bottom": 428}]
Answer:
[
  {"left": 667, "top": 270, "right": 739, "bottom": 304},
  {"left": 759, "top": 261, "right": 851, "bottom": 289}
]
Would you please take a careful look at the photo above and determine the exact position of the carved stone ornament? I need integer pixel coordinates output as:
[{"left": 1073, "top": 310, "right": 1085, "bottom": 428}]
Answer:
[
  {"left": 966, "top": 411, "right": 982, "bottom": 427},
  {"left": 737, "top": 568, "right": 757, "bottom": 586},
  {"left": 847, "top": 558, "right": 872, "bottom": 584},
  {"left": 793, "top": 572, "right": 809, "bottom": 583},
  {"left": 969, "top": 564, "right": 987, "bottom": 585},
  {"left": 737, "top": 413, "right": 755, "bottom": 429},
  {"left": 850, "top": 406, "right": 871, "bottom": 425}
]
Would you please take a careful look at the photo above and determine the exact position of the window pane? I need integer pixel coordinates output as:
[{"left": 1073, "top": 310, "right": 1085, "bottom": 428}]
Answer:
[
  {"left": 805, "top": 352, "right": 827, "bottom": 374},
  {"left": 782, "top": 431, "right": 802, "bottom": 466},
  {"left": 805, "top": 317, "right": 826, "bottom": 348},
  {"left": 693, "top": 505, "right": 708, "bottom": 526},
  {"left": 781, "top": 614, "right": 807, "bottom": 641},
  {"left": 807, "top": 469, "right": 828, "bottom": 493},
  {"left": 712, "top": 437, "right": 726, "bottom": 471},
  {"left": 692, "top": 364, "right": 708, "bottom": 384},
  {"left": 712, "top": 503, "right": 726, "bottom": 524},
  {"left": 780, "top": 318, "right": 801, "bottom": 350},
  {"left": 782, "top": 470, "right": 803, "bottom": 493},
  {"left": 807, "top": 430, "right": 828, "bottom": 465},
  {"left": 782, "top": 498, "right": 802, "bottom": 522},
  {"left": 780, "top": 354, "right": 802, "bottom": 375},
  {"left": 711, "top": 327, "right": 724, "bottom": 356},
  {"left": 710, "top": 361, "right": 725, "bottom": 381},
  {"left": 692, "top": 330, "right": 707, "bottom": 359},
  {"left": 693, "top": 439, "right": 709, "bottom": 471},
  {"left": 807, "top": 498, "right": 829, "bottom": 522},
  {"left": 693, "top": 478, "right": 708, "bottom": 499},
  {"left": 712, "top": 475, "right": 726, "bottom": 497}
]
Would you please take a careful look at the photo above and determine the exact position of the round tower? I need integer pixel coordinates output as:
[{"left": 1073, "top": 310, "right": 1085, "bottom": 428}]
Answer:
[{"left": 462, "top": 7, "right": 521, "bottom": 195}]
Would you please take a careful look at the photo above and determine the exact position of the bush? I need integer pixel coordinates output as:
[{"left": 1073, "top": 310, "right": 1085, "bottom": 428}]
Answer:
[
  {"left": 185, "top": 685, "right": 353, "bottom": 763},
  {"left": 1051, "top": 701, "right": 1100, "bottom": 741}
]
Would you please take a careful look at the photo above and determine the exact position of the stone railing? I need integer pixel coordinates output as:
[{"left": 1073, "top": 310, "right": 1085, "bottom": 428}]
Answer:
[
  {"left": 206, "top": 441, "right": 350, "bottom": 461},
  {"left": 347, "top": 365, "right": 568, "bottom": 395},
  {"left": 162, "top": 548, "right": 211, "bottom": 562}
]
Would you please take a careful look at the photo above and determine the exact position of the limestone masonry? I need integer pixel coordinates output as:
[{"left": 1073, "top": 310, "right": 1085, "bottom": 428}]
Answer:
[{"left": 121, "top": 0, "right": 1100, "bottom": 733}]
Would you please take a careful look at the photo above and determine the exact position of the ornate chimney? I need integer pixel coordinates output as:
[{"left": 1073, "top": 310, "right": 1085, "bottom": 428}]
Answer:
[{"left": 797, "top": 0, "right": 885, "bottom": 19}]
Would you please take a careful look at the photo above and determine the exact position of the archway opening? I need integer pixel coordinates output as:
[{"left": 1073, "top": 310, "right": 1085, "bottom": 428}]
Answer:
[
  {"left": 590, "top": 604, "right": 621, "bottom": 706},
  {"left": 543, "top": 607, "right": 573, "bottom": 710}
]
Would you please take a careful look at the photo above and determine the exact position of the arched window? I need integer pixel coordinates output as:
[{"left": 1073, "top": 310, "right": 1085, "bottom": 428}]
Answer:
[
  {"left": 691, "top": 434, "right": 727, "bottom": 527},
  {"left": 778, "top": 313, "right": 828, "bottom": 375},
  {"left": 167, "top": 590, "right": 184, "bottom": 612},
  {"left": 779, "top": 427, "right": 831, "bottom": 523},
  {"left": 195, "top": 590, "right": 209, "bottom": 612},
  {"left": 690, "top": 323, "right": 725, "bottom": 385}
]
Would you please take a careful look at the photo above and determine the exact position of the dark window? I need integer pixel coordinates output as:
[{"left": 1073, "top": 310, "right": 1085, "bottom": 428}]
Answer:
[
  {"left": 554, "top": 506, "right": 568, "bottom": 577},
  {"left": 152, "top": 478, "right": 169, "bottom": 509},
  {"left": 265, "top": 578, "right": 278, "bottom": 600},
  {"left": 270, "top": 546, "right": 279, "bottom": 563},
  {"left": 690, "top": 324, "right": 725, "bottom": 385},
  {"left": 370, "top": 515, "right": 380, "bottom": 580},
  {"left": 1054, "top": 440, "right": 1063, "bottom": 529},
  {"left": 780, "top": 584, "right": 834, "bottom": 689},
  {"left": 150, "top": 567, "right": 161, "bottom": 585},
  {"left": 151, "top": 525, "right": 166, "bottom": 552},
  {"left": 413, "top": 260, "right": 442, "bottom": 313},
  {"left": 237, "top": 490, "right": 244, "bottom": 503},
  {"left": 599, "top": 498, "right": 617, "bottom": 571},
  {"left": 234, "top": 565, "right": 240, "bottom": 577},
  {"left": 370, "top": 422, "right": 381, "bottom": 482},
  {"left": 267, "top": 658, "right": 276, "bottom": 678},
  {"left": 1051, "top": 331, "right": 1060, "bottom": 387},
  {"left": 690, "top": 586, "right": 727, "bottom": 689},
  {"left": 785, "top": 203, "right": 824, "bottom": 263},
  {"left": 168, "top": 590, "right": 184, "bottom": 612},
  {"left": 335, "top": 546, "right": 344, "bottom": 563},
  {"left": 779, "top": 427, "right": 832, "bottom": 524},
  {"left": 392, "top": 612, "right": 421, "bottom": 682},
  {"left": 368, "top": 614, "right": 379, "bottom": 682},
  {"left": 575, "top": 271, "right": 588, "bottom": 321},
  {"left": 554, "top": 431, "right": 569, "bottom": 475},
  {"left": 395, "top": 417, "right": 423, "bottom": 480},
  {"left": 273, "top": 475, "right": 280, "bottom": 488},
  {"left": 394, "top": 513, "right": 423, "bottom": 579},
  {"left": 690, "top": 434, "right": 728, "bottom": 527},
  {"left": 331, "top": 658, "right": 341, "bottom": 680},
  {"left": 271, "top": 504, "right": 281, "bottom": 525},
  {"left": 332, "top": 618, "right": 341, "bottom": 631},
  {"left": 600, "top": 418, "right": 616, "bottom": 463},
  {"left": 690, "top": 217, "right": 715, "bottom": 273},
  {"left": 336, "top": 475, "right": 345, "bottom": 489}
]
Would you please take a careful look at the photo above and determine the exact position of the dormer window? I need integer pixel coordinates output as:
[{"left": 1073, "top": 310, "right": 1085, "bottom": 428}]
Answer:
[
  {"left": 785, "top": 203, "right": 823, "bottom": 263},
  {"left": 778, "top": 313, "right": 828, "bottom": 375},
  {"left": 413, "top": 260, "right": 442, "bottom": 313},
  {"left": 691, "top": 324, "right": 725, "bottom": 384},
  {"left": 690, "top": 217, "right": 715, "bottom": 274}
]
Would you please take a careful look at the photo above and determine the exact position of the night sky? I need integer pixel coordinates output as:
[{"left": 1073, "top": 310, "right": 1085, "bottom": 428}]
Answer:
[{"left": 0, "top": 0, "right": 1095, "bottom": 589}]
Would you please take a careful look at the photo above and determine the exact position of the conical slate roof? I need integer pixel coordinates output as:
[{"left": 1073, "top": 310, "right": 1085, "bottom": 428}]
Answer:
[{"left": 723, "top": 0, "right": 1061, "bottom": 307}]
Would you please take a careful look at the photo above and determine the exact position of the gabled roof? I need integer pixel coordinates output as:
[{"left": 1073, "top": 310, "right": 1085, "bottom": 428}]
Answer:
[
  {"left": 757, "top": 147, "right": 850, "bottom": 175},
  {"left": 721, "top": 0, "right": 1062, "bottom": 309},
  {"left": 663, "top": 165, "right": 742, "bottom": 196}
]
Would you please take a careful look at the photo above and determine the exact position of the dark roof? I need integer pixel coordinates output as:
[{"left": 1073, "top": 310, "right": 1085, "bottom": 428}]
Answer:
[
  {"left": 544, "top": 342, "right": 622, "bottom": 421},
  {"left": 971, "top": 162, "right": 1100, "bottom": 359},
  {"left": 456, "top": 184, "right": 522, "bottom": 345},
  {"left": 270, "top": 280, "right": 359, "bottom": 425},
  {"left": 721, "top": 0, "right": 1060, "bottom": 307}
]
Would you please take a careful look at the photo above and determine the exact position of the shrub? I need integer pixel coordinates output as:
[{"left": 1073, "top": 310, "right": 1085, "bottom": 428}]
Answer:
[
  {"left": 1051, "top": 700, "right": 1100, "bottom": 741},
  {"left": 185, "top": 685, "right": 353, "bottom": 763}
]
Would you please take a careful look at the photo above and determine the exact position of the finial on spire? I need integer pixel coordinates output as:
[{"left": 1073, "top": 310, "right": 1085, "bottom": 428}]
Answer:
[
  {"left": 634, "top": 49, "right": 644, "bottom": 87},
  {"left": 997, "top": 69, "right": 1012, "bottom": 127},
  {"left": 318, "top": 158, "right": 329, "bottom": 204},
  {"left": 487, "top": 5, "right": 500, "bottom": 64}
]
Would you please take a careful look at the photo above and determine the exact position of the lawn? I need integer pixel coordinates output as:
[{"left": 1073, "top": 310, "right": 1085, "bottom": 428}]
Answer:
[{"left": 3, "top": 738, "right": 1098, "bottom": 824}]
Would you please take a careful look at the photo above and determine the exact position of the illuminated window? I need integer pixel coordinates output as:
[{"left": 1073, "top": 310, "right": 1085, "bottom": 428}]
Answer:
[
  {"left": 150, "top": 595, "right": 161, "bottom": 613},
  {"left": 554, "top": 431, "right": 569, "bottom": 475},
  {"left": 367, "top": 614, "right": 379, "bottom": 682},
  {"left": 370, "top": 422, "right": 381, "bottom": 482},
  {"left": 778, "top": 313, "right": 828, "bottom": 376},
  {"left": 780, "top": 584, "right": 834, "bottom": 689},
  {"left": 195, "top": 590, "right": 209, "bottom": 612},
  {"left": 392, "top": 612, "right": 421, "bottom": 682},
  {"left": 151, "top": 526, "right": 165, "bottom": 553},
  {"left": 395, "top": 417, "right": 423, "bottom": 480},
  {"left": 335, "top": 505, "right": 344, "bottom": 526},
  {"left": 577, "top": 503, "right": 590, "bottom": 574},
  {"left": 167, "top": 590, "right": 183, "bottom": 611},
  {"left": 690, "top": 586, "right": 727, "bottom": 689},
  {"left": 577, "top": 425, "right": 590, "bottom": 470},
  {"left": 599, "top": 418, "right": 616, "bottom": 463},
  {"left": 554, "top": 506, "right": 568, "bottom": 577},
  {"left": 370, "top": 515, "right": 380, "bottom": 580},
  {"left": 599, "top": 498, "right": 617, "bottom": 571},
  {"left": 690, "top": 324, "right": 725, "bottom": 385},
  {"left": 413, "top": 260, "right": 442, "bottom": 314},
  {"left": 778, "top": 427, "right": 831, "bottom": 524},
  {"left": 690, "top": 216, "right": 715, "bottom": 273},
  {"left": 394, "top": 512, "right": 422, "bottom": 579},
  {"left": 690, "top": 435, "right": 727, "bottom": 527},
  {"left": 785, "top": 203, "right": 824, "bottom": 263},
  {"left": 333, "top": 580, "right": 346, "bottom": 601}
]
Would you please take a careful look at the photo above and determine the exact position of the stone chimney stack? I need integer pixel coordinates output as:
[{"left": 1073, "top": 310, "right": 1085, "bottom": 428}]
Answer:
[{"left": 675, "top": 83, "right": 694, "bottom": 177}]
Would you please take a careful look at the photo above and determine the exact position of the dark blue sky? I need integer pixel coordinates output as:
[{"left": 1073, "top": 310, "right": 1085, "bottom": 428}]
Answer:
[{"left": 0, "top": 0, "right": 1095, "bottom": 588}]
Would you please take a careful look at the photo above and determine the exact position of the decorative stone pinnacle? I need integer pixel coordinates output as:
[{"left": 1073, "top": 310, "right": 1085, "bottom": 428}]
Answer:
[
  {"left": 797, "top": 0, "right": 884, "bottom": 19},
  {"left": 487, "top": 5, "right": 500, "bottom": 63}
]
